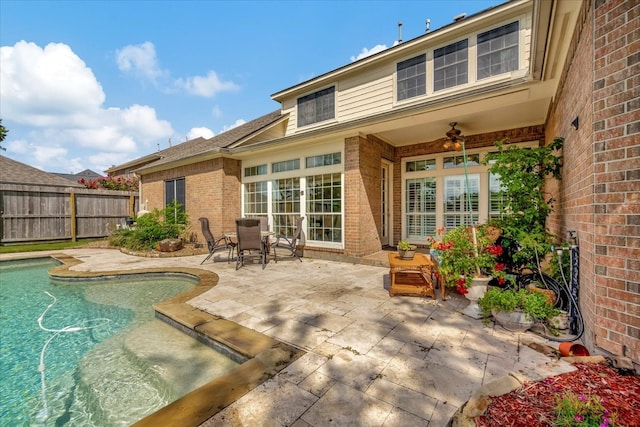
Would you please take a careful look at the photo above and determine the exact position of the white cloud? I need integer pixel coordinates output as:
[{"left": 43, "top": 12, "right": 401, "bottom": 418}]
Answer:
[
  {"left": 174, "top": 71, "right": 239, "bottom": 97},
  {"left": 0, "top": 41, "right": 174, "bottom": 173},
  {"left": 222, "top": 119, "right": 246, "bottom": 132},
  {"left": 115, "top": 41, "right": 167, "bottom": 83},
  {"left": 350, "top": 44, "right": 388, "bottom": 62},
  {"left": 187, "top": 127, "right": 215, "bottom": 140},
  {"left": 0, "top": 41, "right": 105, "bottom": 126}
]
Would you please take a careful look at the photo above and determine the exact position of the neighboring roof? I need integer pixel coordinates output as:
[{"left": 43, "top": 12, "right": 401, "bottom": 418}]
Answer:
[
  {"left": 0, "top": 155, "right": 84, "bottom": 187},
  {"left": 134, "top": 109, "right": 283, "bottom": 173},
  {"left": 51, "top": 169, "right": 104, "bottom": 183}
]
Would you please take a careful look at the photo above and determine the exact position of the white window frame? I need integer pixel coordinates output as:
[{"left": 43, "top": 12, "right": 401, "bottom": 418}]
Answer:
[
  {"left": 241, "top": 142, "right": 344, "bottom": 249},
  {"left": 400, "top": 141, "right": 536, "bottom": 244}
]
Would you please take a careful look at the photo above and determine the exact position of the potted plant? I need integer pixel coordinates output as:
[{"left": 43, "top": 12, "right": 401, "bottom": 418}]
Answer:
[
  {"left": 428, "top": 224, "right": 506, "bottom": 317},
  {"left": 429, "top": 225, "right": 506, "bottom": 293},
  {"left": 397, "top": 240, "right": 417, "bottom": 260},
  {"left": 478, "top": 288, "right": 561, "bottom": 332}
]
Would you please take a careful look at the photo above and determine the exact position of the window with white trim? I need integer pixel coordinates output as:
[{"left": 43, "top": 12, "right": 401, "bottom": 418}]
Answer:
[
  {"left": 444, "top": 174, "right": 479, "bottom": 227},
  {"left": 242, "top": 149, "right": 344, "bottom": 247},
  {"left": 434, "top": 39, "right": 468, "bottom": 91},
  {"left": 307, "top": 173, "right": 342, "bottom": 242},
  {"left": 397, "top": 54, "right": 426, "bottom": 101},
  {"left": 244, "top": 181, "right": 268, "bottom": 216},
  {"left": 405, "top": 177, "right": 437, "bottom": 239},
  {"left": 297, "top": 87, "right": 335, "bottom": 127},
  {"left": 477, "top": 21, "right": 519, "bottom": 79}
]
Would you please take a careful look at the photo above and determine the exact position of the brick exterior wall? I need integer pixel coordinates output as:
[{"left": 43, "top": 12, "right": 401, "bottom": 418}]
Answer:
[
  {"left": 343, "top": 135, "right": 384, "bottom": 257},
  {"left": 547, "top": 0, "right": 640, "bottom": 364},
  {"left": 140, "top": 157, "right": 241, "bottom": 244},
  {"left": 592, "top": 0, "right": 640, "bottom": 361}
]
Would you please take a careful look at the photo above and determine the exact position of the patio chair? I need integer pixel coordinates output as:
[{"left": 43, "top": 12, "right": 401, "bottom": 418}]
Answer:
[
  {"left": 235, "top": 218, "right": 267, "bottom": 270},
  {"left": 273, "top": 216, "right": 304, "bottom": 263},
  {"left": 198, "top": 217, "right": 235, "bottom": 264}
]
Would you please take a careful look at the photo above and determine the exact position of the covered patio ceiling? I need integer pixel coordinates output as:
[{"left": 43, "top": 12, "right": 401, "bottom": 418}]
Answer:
[{"left": 364, "top": 84, "right": 553, "bottom": 148}]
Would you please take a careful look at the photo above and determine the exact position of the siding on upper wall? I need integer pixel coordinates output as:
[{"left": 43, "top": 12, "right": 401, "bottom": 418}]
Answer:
[{"left": 280, "top": 8, "right": 532, "bottom": 137}]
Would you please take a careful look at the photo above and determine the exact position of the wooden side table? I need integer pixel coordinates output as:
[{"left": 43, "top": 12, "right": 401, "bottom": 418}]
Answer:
[{"left": 388, "top": 252, "right": 438, "bottom": 299}]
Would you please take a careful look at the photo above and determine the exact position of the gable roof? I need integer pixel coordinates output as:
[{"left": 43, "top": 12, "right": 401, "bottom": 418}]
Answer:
[
  {"left": 134, "top": 109, "right": 284, "bottom": 173},
  {"left": 51, "top": 169, "right": 104, "bottom": 183},
  {"left": 0, "top": 155, "right": 84, "bottom": 187}
]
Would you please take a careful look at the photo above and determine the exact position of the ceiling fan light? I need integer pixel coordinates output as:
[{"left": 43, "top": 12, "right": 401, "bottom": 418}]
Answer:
[{"left": 453, "top": 141, "right": 462, "bottom": 151}]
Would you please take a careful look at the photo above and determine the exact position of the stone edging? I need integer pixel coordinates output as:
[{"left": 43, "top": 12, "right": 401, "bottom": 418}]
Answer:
[{"left": 45, "top": 253, "right": 306, "bottom": 427}]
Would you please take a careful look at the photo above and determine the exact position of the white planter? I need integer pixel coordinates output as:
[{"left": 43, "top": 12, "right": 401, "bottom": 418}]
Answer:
[
  {"left": 491, "top": 309, "right": 534, "bottom": 332},
  {"left": 462, "top": 277, "right": 491, "bottom": 319}
]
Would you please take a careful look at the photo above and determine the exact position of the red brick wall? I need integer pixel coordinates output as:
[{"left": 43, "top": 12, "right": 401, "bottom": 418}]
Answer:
[
  {"left": 547, "top": 0, "right": 640, "bottom": 363},
  {"left": 140, "top": 157, "right": 241, "bottom": 243},
  {"left": 592, "top": 0, "right": 640, "bottom": 361},
  {"left": 344, "top": 135, "right": 384, "bottom": 257}
]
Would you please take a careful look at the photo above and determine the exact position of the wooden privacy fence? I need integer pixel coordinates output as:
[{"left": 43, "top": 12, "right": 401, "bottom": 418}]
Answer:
[{"left": 0, "top": 184, "right": 139, "bottom": 243}]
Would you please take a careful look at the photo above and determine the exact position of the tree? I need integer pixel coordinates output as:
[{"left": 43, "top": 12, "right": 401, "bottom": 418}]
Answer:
[{"left": 0, "top": 119, "right": 7, "bottom": 151}]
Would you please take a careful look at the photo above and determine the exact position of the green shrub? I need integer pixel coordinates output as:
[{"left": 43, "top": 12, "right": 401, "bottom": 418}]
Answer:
[{"left": 108, "top": 200, "right": 190, "bottom": 250}]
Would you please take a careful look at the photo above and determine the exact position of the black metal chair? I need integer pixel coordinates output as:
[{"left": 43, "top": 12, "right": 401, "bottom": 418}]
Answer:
[
  {"left": 198, "top": 217, "right": 235, "bottom": 264},
  {"left": 235, "top": 218, "right": 266, "bottom": 270},
  {"left": 273, "top": 216, "right": 304, "bottom": 263}
]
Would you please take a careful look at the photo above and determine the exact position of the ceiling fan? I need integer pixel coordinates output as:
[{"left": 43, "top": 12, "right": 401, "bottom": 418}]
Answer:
[{"left": 442, "top": 122, "right": 465, "bottom": 151}]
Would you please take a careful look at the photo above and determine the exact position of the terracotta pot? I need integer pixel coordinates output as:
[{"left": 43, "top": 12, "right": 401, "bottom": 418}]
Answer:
[{"left": 558, "top": 342, "right": 590, "bottom": 357}]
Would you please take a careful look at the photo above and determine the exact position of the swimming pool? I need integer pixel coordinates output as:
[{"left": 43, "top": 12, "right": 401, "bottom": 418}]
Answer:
[{"left": 0, "top": 257, "right": 240, "bottom": 426}]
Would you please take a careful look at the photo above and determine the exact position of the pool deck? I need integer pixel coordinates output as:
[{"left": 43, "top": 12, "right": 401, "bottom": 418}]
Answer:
[{"left": 1, "top": 248, "right": 578, "bottom": 426}]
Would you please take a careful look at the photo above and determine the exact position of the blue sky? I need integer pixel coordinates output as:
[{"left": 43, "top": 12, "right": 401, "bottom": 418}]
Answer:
[{"left": 1, "top": 0, "right": 503, "bottom": 175}]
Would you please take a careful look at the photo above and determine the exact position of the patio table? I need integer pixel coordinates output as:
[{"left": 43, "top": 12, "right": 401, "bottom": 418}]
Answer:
[{"left": 388, "top": 252, "right": 440, "bottom": 300}]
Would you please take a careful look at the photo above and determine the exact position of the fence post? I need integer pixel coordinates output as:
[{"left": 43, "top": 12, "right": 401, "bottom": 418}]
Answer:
[
  {"left": 70, "top": 192, "right": 77, "bottom": 242},
  {"left": 129, "top": 195, "right": 135, "bottom": 218}
]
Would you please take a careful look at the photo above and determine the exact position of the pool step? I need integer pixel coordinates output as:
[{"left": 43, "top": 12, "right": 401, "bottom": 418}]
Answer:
[{"left": 74, "top": 319, "right": 239, "bottom": 425}]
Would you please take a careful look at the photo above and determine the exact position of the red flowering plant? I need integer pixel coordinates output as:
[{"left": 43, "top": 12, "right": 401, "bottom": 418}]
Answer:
[
  {"left": 79, "top": 174, "right": 139, "bottom": 191},
  {"left": 428, "top": 225, "right": 507, "bottom": 295}
]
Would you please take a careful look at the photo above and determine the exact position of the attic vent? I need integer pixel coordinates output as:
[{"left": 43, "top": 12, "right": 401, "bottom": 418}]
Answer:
[{"left": 453, "top": 13, "right": 466, "bottom": 22}]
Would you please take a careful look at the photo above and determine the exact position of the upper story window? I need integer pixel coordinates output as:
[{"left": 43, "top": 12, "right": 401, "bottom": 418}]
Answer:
[
  {"left": 397, "top": 54, "right": 426, "bottom": 101},
  {"left": 297, "top": 86, "right": 335, "bottom": 127},
  {"left": 434, "top": 39, "right": 468, "bottom": 91},
  {"left": 477, "top": 21, "right": 519, "bottom": 79}
]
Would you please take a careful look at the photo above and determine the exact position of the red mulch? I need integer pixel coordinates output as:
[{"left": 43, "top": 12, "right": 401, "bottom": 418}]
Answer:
[{"left": 476, "top": 362, "right": 640, "bottom": 427}]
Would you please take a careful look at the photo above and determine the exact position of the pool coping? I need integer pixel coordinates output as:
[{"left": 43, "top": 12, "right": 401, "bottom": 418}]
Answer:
[{"left": 43, "top": 253, "right": 306, "bottom": 426}]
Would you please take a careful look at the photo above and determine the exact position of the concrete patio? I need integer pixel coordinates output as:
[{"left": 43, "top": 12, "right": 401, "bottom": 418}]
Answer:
[{"left": 2, "top": 248, "right": 577, "bottom": 426}]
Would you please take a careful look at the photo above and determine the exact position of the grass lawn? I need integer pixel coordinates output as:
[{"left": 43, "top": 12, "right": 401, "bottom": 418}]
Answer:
[{"left": 0, "top": 239, "right": 105, "bottom": 254}]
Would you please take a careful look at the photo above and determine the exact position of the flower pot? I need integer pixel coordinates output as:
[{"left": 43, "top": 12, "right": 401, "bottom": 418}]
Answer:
[
  {"left": 398, "top": 249, "right": 416, "bottom": 260},
  {"left": 462, "top": 277, "right": 491, "bottom": 319},
  {"left": 491, "top": 308, "right": 534, "bottom": 332},
  {"left": 558, "top": 342, "right": 590, "bottom": 357}
]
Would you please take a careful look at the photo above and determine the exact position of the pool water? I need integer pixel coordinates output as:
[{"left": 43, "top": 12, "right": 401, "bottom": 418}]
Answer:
[{"left": 0, "top": 258, "right": 239, "bottom": 426}]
